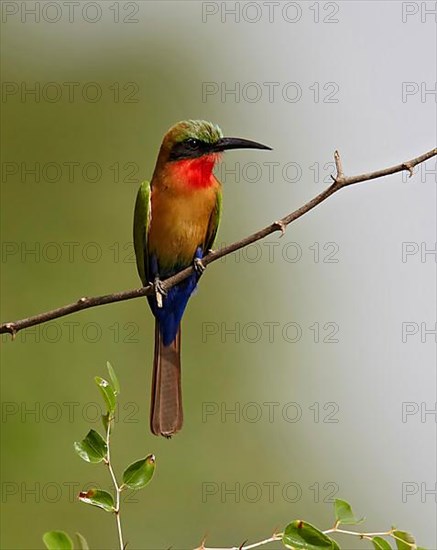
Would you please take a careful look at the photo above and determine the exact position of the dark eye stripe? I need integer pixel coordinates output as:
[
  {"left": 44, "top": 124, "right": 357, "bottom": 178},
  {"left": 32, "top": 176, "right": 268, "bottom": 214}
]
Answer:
[{"left": 169, "top": 139, "right": 211, "bottom": 161}]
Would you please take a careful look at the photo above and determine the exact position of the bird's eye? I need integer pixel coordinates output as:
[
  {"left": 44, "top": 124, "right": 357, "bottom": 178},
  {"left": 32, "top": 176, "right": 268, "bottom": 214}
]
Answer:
[{"left": 185, "top": 138, "right": 200, "bottom": 149}]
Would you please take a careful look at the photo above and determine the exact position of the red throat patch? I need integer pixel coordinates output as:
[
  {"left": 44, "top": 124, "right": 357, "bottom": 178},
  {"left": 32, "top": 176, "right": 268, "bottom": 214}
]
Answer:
[{"left": 169, "top": 154, "right": 221, "bottom": 189}]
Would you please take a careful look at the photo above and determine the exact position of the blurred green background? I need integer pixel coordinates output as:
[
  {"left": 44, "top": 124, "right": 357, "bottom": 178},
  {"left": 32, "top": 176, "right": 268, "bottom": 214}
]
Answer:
[{"left": 1, "top": 1, "right": 435, "bottom": 549}]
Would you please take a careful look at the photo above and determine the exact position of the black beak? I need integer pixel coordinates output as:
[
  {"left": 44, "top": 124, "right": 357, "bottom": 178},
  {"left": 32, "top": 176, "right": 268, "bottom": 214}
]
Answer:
[{"left": 211, "top": 137, "right": 272, "bottom": 153}]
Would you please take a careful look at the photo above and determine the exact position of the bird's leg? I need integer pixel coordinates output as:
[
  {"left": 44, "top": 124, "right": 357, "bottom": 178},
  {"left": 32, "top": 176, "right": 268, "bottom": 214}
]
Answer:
[
  {"left": 149, "top": 255, "right": 166, "bottom": 308},
  {"left": 193, "top": 247, "right": 206, "bottom": 275},
  {"left": 193, "top": 257, "right": 206, "bottom": 275},
  {"left": 153, "top": 276, "right": 167, "bottom": 309}
]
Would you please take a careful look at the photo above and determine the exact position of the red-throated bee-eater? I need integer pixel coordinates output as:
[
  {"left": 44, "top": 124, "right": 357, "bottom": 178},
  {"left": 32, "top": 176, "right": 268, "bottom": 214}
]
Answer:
[{"left": 133, "top": 120, "right": 271, "bottom": 437}]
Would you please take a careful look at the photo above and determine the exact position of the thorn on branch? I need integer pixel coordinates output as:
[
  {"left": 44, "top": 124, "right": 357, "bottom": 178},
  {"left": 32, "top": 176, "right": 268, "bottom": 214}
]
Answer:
[
  {"left": 273, "top": 220, "right": 287, "bottom": 237},
  {"left": 5, "top": 323, "right": 17, "bottom": 340},
  {"left": 239, "top": 540, "right": 248, "bottom": 550},
  {"left": 334, "top": 149, "right": 345, "bottom": 184},
  {"left": 402, "top": 162, "right": 414, "bottom": 178}
]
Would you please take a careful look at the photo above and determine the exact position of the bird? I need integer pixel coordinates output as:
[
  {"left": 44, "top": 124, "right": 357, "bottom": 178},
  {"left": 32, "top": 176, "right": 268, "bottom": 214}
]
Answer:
[{"left": 133, "top": 120, "right": 271, "bottom": 437}]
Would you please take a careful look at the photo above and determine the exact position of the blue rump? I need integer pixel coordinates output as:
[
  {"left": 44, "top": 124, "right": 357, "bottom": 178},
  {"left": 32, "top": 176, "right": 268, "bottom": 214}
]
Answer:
[{"left": 147, "top": 247, "right": 203, "bottom": 346}]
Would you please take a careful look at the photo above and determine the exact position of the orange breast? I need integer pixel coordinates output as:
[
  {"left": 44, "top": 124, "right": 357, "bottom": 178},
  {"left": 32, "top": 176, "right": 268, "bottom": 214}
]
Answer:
[{"left": 148, "top": 174, "right": 220, "bottom": 272}]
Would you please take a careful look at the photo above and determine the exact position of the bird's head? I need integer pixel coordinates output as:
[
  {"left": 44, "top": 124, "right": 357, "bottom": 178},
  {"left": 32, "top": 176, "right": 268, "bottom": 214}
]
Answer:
[{"left": 154, "top": 120, "right": 271, "bottom": 188}]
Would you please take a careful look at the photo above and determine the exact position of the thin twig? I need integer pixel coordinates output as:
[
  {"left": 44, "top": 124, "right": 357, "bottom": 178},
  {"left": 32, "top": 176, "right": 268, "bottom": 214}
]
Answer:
[
  {"left": 1, "top": 147, "right": 435, "bottom": 337},
  {"left": 200, "top": 534, "right": 282, "bottom": 550},
  {"left": 104, "top": 417, "right": 124, "bottom": 550},
  {"left": 199, "top": 524, "right": 416, "bottom": 550},
  {"left": 324, "top": 527, "right": 393, "bottom": 537}
]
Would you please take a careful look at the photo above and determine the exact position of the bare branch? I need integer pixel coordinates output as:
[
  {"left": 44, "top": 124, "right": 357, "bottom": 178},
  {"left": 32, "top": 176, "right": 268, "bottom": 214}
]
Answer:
[{"left": 1, "top": 147, "right": 435, "bottom": 338}]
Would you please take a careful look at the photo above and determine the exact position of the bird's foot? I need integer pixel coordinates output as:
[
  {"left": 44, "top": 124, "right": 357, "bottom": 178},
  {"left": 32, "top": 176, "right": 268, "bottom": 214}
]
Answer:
[
  {"left": 193, "top": 257, "right": 206, "bottom": 275},
  {"left": 153, "top": 277, "right": 167, "bottom": 309}
]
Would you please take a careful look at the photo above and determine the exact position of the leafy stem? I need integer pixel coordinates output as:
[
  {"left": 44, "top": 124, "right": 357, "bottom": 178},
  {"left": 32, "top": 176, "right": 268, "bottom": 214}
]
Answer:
[
  {"left": 104, "top": 414, "right": 124, "bottom": 550},
  {"left": 43, "top": 367, "right": 423, "bottom": 550},
  {"left": 44, "top": 363, "right": 156, "bottom": 550},
  {"left": 200, "top": 499, "right": 422, "bottom": 550}
]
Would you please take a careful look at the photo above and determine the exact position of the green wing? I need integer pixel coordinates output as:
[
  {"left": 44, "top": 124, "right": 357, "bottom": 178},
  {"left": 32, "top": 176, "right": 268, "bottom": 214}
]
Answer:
[
  {"left": 133, "top": 180, "right": 151, "bottom": 285},
  {"left": 204, "top": 189, "right": 222, "bottom": 253}
]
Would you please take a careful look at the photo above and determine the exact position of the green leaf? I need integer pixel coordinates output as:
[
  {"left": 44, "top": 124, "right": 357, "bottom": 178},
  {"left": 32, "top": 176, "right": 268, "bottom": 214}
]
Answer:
[
  {"left": 43, "top": 531, "right": 73, "bottom": 550},
  {"left": 372, "top": 537, "right": 393, "bottom": 550},
  {"left": 107, "top": 361, "right": 120, "bottom": 395},
  {"left": 392, "top": 530, "right": 416, "bottom": 550},
  {"left": 122, "top": 454, "right": 156, "bottom": 490},
  {"left": 74, "top": 429, "right": 107, "bottom": 463},
  {"left": 283, "top": 520, "right": 340, "bottom": 550},
  {"left": 76, "top": 532, "right": 90, "bottom": 550},
  {"left": 78, "top": 489, "right": 115, "bottom": 512},
  {"left": 95, "top": 376, "right": 116, "bottom": 412},
  {"left": 334, "top": 498, "right": 365, "bottom": 525}
]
